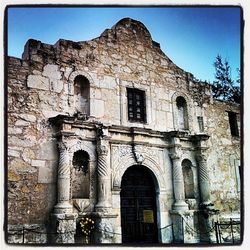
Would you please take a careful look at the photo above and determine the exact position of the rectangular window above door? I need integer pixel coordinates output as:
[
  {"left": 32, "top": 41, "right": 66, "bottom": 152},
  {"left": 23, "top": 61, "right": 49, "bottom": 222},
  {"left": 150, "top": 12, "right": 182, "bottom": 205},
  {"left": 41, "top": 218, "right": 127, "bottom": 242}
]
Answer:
[{"left": 127, "top": 88, "right": 146, "bottom": 123}]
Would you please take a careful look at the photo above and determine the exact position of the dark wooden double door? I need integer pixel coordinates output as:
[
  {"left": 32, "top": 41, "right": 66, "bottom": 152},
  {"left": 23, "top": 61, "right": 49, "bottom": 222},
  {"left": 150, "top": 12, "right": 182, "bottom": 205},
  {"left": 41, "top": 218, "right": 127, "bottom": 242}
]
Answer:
[{"left": 121, "top": 166, "right": 158, "bottom": 244}]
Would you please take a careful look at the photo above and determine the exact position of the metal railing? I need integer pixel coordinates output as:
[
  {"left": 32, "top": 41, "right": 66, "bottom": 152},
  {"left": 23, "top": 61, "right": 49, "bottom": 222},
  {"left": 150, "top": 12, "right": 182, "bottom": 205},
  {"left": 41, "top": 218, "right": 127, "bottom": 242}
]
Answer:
[
  {"left": 6, "top": 218, "right": 241, "bottom": 245},
  {"left": 215, "top": 219, "right": 241, "bottom": 244}
]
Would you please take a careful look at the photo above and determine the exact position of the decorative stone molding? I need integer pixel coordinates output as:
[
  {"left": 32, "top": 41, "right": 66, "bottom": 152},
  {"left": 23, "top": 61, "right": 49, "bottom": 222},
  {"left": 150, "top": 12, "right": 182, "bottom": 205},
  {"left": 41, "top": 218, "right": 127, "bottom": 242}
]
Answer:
[
  {"left": 97, "top": 139, "right": 109, "bottom": 157},
  {"left": 58, "top": 142, "right": 70, "bottom": 177},
  {"left": 73, "top": 199, "right": 90, "bottom": 212},
  {"left": 112, "top": 145, "right": 166, "bottom": 191},
  {"left": 97, "top": 138, "right": 109, "bottom": 178},
  {"left": 169, "top": 152, "right": 180, "bottom": 160},
  {"left": 68, "top": 70, "right": 95, "bottom": 87},
  {"left": 97, "top": 155, "right": 108, "bottom": 177},
  {"left": 68, "top": 140, "right": 96, "bottom": 160},
  {"left": 98, "top": 222, "right": 114, "bottom": 239}
]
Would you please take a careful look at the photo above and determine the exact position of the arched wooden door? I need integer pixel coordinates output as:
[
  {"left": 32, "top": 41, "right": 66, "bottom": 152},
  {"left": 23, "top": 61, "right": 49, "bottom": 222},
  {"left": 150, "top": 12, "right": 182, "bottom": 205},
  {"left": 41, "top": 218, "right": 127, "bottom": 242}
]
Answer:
[{"left": 120, "top": 165, "right": 158, "bottom": 244}]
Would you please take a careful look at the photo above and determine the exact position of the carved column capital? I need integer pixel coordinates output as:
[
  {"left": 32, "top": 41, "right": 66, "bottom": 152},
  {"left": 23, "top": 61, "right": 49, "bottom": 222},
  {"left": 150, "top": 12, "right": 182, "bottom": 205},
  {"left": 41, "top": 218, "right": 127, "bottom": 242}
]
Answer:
[
  {"left": 58, "top": 140, "right": 69, "bottom": 151},
  {"left": 170, "top": 153, "right": 180, "bottom": 160},
  {"left": 196, "top": 153, "right": 207, "bottom": 163},
  {"left": 97, "top": 139, "right": 109, "bottom": 156}
]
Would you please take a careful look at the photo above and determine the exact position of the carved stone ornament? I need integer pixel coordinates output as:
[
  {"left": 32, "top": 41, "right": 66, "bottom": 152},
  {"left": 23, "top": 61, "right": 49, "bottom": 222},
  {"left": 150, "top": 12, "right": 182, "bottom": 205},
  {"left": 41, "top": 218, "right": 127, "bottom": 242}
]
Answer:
[
  {"left": 98, "top": 222, "right": 114, "bottom": 239},
  {"left": 196, "top": 153, "right": 207, "bottom": 163},
  {"left": 169, "top": 153, "right": 180, "bottom": 160},
  {"left": 97, "top": 140, "right": 109, "bottom": 156},
  {"left": 57, "top": 219, "right": 76, "bottom": 234},
  {"left": 73, "top": 199, "right": 90, "bottom": 212},
  {"left": 58, "top": 142, "right": 70, "bottom": 177},
  {"left": 134, "top": 151, "right": 144, "bottom": 164}
]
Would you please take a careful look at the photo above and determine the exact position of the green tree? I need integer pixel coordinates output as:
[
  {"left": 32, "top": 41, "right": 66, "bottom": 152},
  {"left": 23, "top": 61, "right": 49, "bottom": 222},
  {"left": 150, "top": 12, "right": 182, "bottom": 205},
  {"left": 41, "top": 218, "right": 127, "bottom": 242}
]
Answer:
[{"left": 212, "top": 55, "right": 240, "bottom": 103}]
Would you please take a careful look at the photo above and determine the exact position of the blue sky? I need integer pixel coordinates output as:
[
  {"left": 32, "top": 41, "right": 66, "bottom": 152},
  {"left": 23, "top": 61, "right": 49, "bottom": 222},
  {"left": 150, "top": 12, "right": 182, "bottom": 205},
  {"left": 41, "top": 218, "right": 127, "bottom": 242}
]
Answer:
[{"left": 7, "top": 6, "right": 241, "bottom": 83}]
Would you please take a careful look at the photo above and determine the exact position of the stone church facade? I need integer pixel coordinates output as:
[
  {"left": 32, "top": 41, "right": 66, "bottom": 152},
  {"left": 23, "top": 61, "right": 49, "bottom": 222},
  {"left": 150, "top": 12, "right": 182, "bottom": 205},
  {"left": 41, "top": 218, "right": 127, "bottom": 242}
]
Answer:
[{"left": 7, "top": 18, "right": 241, "bottom": 244}]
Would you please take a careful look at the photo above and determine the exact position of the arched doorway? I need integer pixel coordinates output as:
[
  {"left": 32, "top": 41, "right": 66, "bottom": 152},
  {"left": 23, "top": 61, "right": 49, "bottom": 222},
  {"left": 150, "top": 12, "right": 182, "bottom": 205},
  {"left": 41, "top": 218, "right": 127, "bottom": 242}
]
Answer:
[{"left": 120, "top": 165, "right": 158, "bottom": 244}]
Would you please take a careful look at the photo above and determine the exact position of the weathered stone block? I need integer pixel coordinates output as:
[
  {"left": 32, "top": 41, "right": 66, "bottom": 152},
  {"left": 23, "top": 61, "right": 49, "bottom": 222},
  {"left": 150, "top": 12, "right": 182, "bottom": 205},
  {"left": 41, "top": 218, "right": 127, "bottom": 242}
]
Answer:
[
  {"left": 41, "top": 110, "right": 62, "bottom": 118},
  {"left": 94, "top": 99, "right": 105, "bottom": 118},
  {"left": 18, "top": 114, "right": 37, "bottom": 122},
  {"left": 50, "top": 79, "right": 64, "bottom": 93},
  {"left": 27, "top": 75, "right": 49, "bottom": 91},
  {"left": 100, "top": 75, "right": 117, "bottom": 89},
  {"left": 8, "top": 149, "right": 21, "bottom": 158},
  {"left": 94, "top": 88, "right": 102, "bottom": 99},
  {"left": 8, "top": 127, "right": 23, "bottom": 134},
  {"left": 31, "top": 160, "right": 46, "bottom": 167},
  {"left": 8, "top": 171, "right": 21, "bottom": 181},
  {"left": 38, "top": 165, "right": 56, "bottom": 183},
  {"left": 38, "top": 141, "right": 58, "bottom": 161},
  {"left": 22, "top": 148, "right": 36, "bottom": 163},
  {"left": 42, "top": 64, "right": 61, "bottom": 80},
  {"left": 63, "top": 67, "right": 73, "bottom": 80},
  {"left": 15, "top": 119, "right": 30, "bottom": 126}
]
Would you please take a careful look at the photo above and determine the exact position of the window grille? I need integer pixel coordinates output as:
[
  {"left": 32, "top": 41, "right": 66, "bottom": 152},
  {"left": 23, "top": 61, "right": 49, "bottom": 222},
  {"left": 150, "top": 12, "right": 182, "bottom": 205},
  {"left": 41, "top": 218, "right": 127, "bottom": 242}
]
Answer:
[{"left": 127, "top": 88, "right": 146, "bottom": 123}]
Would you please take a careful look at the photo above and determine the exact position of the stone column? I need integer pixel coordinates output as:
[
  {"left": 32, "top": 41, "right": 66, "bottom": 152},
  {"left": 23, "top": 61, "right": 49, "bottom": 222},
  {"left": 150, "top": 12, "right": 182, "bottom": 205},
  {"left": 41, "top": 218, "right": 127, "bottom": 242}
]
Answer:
[
  {"left": 196, "top": 153, "right": 211, "bottom": 206},
  {"left": 54, "top": 142, "right": 72, "bottom": 214},
  {"left": 51, "top": 141, "right": 78, "bottom": 244},
  {"left": 95, "top": 137, "right": 111, "bottom": 211},
  {"left": 171, "top": 153, "right": 189, "bottom": 211},
  {"left": 196, "top": 152, "right": 216, "bottom": 243}
]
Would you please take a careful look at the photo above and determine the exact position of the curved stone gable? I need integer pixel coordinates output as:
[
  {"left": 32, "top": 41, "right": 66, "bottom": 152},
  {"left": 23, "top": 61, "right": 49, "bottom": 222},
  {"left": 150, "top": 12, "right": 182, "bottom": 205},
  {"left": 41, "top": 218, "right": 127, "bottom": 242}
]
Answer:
[{"left": 111, "top": 17, "right": 152, "bottom": 43}]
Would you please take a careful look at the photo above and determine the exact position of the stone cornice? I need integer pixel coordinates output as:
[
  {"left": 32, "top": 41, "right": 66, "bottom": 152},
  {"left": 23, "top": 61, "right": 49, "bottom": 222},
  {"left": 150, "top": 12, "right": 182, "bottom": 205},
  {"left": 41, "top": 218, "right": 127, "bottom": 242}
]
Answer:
[{"left": 49, "top": 115, "right": 211, "bottom": 146}]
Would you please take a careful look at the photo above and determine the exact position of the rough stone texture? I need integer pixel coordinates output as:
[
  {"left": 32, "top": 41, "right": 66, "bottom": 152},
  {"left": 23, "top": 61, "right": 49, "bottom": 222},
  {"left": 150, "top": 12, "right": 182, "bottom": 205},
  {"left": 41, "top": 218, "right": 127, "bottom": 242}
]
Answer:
[
  {"left": 7, "top": 224, "right": 47, "bottom": 244},
  {"left": 7, "top": 18, "right": 240, "bottom": 244},
  {"left": 206, "top": 101, "right": 240, "bottom": 215}
]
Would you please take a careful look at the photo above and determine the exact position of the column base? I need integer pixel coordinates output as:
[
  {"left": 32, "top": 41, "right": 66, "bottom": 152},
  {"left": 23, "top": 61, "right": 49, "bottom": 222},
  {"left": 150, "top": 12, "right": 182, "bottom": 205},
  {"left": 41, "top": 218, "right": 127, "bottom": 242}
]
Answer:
[
  {"left": 170, "top": 210, "right": 200, "bottom": 243},
  {"left": 95, "top": 201, "right": 111, "bottom": 213},
  {"left": 54, "top": 201, "right": 73, "bottom": 214},
  {"left": 50, "top": 213, "right": 78, "bottom": 244},
  {"left": 93, "top": 212, "right": 120, "bottom": 244},
  {"left": 172, "top": 200, "right": 189, "bottom": 211}
]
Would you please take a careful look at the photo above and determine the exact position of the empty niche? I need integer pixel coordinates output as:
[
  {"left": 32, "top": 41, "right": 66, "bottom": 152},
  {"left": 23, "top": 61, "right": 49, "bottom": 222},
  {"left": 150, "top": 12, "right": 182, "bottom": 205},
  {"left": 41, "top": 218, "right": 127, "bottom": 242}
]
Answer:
[
  {"left": 182, "top": 159, "right": 194, "bottom": 199},
  {"left": 176, "top": 96, "right": 189, "bottom": 130},
  {"left": 72, "top": 150, "right": 90, "bottom": 199},
  {"left": 74, "top": 75, "right": 90, "bottom": 115}
]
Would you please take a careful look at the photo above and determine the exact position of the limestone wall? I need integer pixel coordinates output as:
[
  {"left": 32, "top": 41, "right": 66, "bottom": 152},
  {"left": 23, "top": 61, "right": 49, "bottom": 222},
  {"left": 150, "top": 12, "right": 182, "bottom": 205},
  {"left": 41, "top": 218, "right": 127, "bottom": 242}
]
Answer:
[
  {"left": 205, "top": 100, "right": 240, "bottom": 217},
  {"left": 8, "top": 57, "right": 58, "bottom": 226},
  {"left": 17, "top": 18, "right": 212, "bottom": 132}
]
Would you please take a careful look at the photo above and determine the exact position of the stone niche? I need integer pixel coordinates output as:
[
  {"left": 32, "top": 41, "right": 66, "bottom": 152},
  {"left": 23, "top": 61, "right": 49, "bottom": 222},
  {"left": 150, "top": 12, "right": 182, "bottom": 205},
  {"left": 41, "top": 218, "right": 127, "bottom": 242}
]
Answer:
[
  {"left": 72, "top": 150, "right": 90, "bottom": 198},
  {"left": 72, "top": 150, "right": 90, "bottom": 212}
]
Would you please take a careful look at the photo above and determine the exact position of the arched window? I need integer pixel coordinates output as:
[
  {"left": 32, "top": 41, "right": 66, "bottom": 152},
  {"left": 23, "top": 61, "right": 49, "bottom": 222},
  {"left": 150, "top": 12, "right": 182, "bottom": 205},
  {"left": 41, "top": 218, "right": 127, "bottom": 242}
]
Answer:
[
  {"left": 182, "top": 159, "right": 194, "bottom": 199},
  {"left": 176, "top": 96, "right": 189, "bottom": 130},
  {"left": 72, "top": 150, "right": 90, "bottom": 199},
  {"left": 74, "top": 75, "right": 90, "bottom": 115}
]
